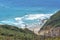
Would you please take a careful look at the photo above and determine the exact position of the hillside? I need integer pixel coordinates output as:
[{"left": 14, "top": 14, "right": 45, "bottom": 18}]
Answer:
[
  {"left": 0, "top": 24, "right": 39, "bottom": 40},
  {"left": 39, "top": 11, "right": 60, "bottom": 37}
]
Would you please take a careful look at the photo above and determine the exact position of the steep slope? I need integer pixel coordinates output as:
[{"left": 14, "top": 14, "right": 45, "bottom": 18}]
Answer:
[
  {"left": 0, "top": 24, "right": 37, "bottom": 40},
  {"left": 39, "top": 11, "right": 60, "bottom": 37}
]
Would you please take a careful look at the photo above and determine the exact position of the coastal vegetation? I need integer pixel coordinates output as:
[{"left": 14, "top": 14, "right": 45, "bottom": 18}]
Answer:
[{"left": 0, "top": 11, "right": 60, "bottom": 40}]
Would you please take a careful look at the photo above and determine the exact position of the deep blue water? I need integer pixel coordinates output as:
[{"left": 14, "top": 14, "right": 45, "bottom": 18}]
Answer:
[
  {"left": 0, "top": 0, "right": 60, "bottom": 25},
  {"left": 0, "top": 0, "right": 60, "bottom": 20}
]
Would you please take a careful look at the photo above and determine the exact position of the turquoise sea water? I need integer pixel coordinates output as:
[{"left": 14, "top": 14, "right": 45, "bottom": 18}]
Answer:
[
  {"left": 0, "top": 7, "right": 59, "bottom": 20},
  {"left": 0, "top": 0, "right": 60, "bottom": 26},
  {"left": 0, "top": 0, "right": 60, "bottom": 20}
]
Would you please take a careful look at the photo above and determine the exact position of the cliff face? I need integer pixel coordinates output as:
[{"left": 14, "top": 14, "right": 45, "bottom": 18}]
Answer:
[{"left": 39, "top": 11, "right": 60, "bottom": 37}]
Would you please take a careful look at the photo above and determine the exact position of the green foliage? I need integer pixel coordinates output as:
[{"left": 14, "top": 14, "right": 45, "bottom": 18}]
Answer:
[
  {"left": 1, "top": 10, "right": 60, "bottom": 40},
  {"left": 0, "top": 24, "right": 60, "bottom": 40},
  {"left": 0, "top": 24, "right": 40, "bottom": 40},
  {"left": 40, "top": 10, "right": 60, "bottom": 30}
]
